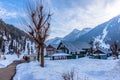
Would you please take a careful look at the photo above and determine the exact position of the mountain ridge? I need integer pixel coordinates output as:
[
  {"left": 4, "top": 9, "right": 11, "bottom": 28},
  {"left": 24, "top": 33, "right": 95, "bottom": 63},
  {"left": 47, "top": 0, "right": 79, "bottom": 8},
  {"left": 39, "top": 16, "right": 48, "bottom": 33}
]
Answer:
[
  {"left": 0, "top": 19, "right": 30, "bottom": 40},
  {"left": 76, "top": 15, "right": 120, "bottom": 47}
]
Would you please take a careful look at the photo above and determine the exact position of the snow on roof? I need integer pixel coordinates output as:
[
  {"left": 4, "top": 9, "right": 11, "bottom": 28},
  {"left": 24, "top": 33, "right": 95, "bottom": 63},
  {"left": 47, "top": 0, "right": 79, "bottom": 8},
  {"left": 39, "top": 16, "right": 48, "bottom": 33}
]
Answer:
[
  {"left": 93, "top": 54, "right": 106, "bottom": 56},
  {"left": 74, "top": 41, "right": 90, "bottom": 51},
  {"left": 47, "top": 44, "right": 59, "bottom": 49},
  {"left": 62, "top": 40, "right": 77, "bottom": 52},
  {"left": 51, "top": 53, "right": 71, "bottom": 56},
  {"left": 60, "top": 40, "right": 90, "bottom": 52},
  {"left": 94, "top": 48, "right": 111, "bottom": 54},
  {"left": 51, "top": 44, "right": 59, "bottom": 49}
]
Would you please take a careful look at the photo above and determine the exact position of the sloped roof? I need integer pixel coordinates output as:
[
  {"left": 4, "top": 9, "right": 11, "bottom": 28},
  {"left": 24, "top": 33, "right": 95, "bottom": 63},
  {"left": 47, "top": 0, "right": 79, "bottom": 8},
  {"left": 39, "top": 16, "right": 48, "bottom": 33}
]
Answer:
[
  {"left": 60, "top": 40, "right": 90, "bottom": 52},
  {"left": 47, "top": 44, "right": 59, "bottom": 49},
  {"left": 94, "top": 48, "right": 111, "bottom": 54},
  {"left": 51, "top": 44, "right": 59, "bottom": 49},
  {"left": 73, "top": 41, "right": 90, "bottom": 51},
  {"left": 62, "top": 40, "right": 77, "bottom": 52}
]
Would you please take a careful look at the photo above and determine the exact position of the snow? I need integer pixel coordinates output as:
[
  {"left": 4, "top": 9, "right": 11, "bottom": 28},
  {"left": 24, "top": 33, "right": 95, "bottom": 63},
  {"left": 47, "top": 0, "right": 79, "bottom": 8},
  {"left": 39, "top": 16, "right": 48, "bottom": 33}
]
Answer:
[
  {"left": 24, "top": 40, "right": 36, "bottom": 55},
  {"left": 94, "top": 21, "right": 110, "bottom": 49},
  {"left": 3, "top": 35, "right": 7, "bottom": 40},
  {"left": 118, "top": 18, "right": 120, "bottom": 23},
  {"left": 14, "top": 57, "right": 119, "bottom": 80},
  {"left": 93, "top": 54, "right": 106, "bottom": 56},
  {"left": 0, "top": 54, "right": 23, "bottom": 68},
  {"left": 4, "top": 41, "right": 9, "bottom": 54}
]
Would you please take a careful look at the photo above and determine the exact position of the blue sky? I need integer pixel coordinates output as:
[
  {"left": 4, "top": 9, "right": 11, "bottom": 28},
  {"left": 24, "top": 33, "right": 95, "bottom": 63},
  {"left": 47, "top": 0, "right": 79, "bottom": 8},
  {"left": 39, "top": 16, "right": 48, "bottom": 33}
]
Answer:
[{"left": 0, "top": 0, "right": 120, "bottom": 39}]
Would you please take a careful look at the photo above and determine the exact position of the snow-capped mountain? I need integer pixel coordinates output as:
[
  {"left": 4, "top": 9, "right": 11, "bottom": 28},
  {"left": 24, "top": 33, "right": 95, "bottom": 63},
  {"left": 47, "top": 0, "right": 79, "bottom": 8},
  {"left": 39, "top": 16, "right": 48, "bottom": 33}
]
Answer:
[
  {"left": 45, "top": 28, "right": 91, "bottom": 46},
  {"left": 63, "top": 28, "right": 91, "bottom": 41},
  {"left": 45, "top": 37, "right": 62, "bottom": 46},
  {"left": 76, "top": 15, "right": 120, "bottom": 46}
]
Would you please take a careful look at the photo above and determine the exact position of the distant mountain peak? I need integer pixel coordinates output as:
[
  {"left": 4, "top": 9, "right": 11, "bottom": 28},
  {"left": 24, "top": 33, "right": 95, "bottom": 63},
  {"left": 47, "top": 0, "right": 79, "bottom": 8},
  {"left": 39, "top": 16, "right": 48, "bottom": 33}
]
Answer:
[
  {"left": 72, "top": 28, "right": 80, "bottom": 32},
  {"left": 76, "top": 15, "right": 120, "bottom": 47},
  {"left": 46, "top": 28, "right": 91, "bottom": 45},
  {"left": 45, "top": 37, "right": 62, "bottom": 46},
  {"left": 63, "top": 28, "right": 91, "bottom": 41}
]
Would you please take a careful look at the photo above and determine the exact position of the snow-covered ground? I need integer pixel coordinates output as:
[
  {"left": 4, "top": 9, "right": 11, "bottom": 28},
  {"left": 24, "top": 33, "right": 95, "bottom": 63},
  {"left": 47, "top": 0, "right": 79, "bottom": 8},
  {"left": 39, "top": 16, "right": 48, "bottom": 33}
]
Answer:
[
  {"left": 0, "top": 54, "right": 23, "bottom": 68},
  {"left": 13, "top": 57, "right": 120, "bottom": 80}
]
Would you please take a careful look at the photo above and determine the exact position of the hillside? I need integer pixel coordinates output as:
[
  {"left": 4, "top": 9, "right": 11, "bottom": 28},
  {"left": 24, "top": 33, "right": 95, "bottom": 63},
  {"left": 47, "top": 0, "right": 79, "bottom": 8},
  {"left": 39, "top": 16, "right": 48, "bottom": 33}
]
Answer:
[
  {"left": 76, "top": 15, "right": 120, "bottom": 46},
  {"left": 0, "top": 19, "right": 29, "bottom": 40}
]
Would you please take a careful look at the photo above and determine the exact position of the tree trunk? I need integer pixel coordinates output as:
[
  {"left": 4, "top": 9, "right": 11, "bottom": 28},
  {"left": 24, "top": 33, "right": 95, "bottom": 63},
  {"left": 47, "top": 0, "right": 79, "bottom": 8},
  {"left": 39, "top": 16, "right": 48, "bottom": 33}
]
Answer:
[
  {"left": 37, "top": 46, "right": 40, "bottom": 61},
  {"left": 40, "top": 45, "right": 44, "bottom": 67}
]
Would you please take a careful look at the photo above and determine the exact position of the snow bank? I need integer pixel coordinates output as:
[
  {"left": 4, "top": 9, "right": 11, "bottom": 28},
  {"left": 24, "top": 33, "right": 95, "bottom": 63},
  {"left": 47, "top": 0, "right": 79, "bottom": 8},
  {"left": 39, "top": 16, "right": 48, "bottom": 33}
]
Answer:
[
  {"left": 105, "top": 60, "right": 120, "bottom": 80},
  {"left": 0, "top": 54, "right": 23, "bottom": 68},
  {"left": 14, "top": 57, "right": 118, "bottom": 80}
]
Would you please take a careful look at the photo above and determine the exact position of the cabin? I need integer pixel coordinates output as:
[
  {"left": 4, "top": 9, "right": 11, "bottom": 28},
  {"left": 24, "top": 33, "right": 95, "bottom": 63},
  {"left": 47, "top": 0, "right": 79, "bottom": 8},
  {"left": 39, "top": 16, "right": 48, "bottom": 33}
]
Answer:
[
  {"left": 91, "top": 48, "right": 111, "bottom": 59},
  {"left": 57, "top": 40, "right": 90, "bottom": 59},
  {"left": 94, "top": 48, "right": 112, "bottom": 56},
  {"left": 57, "top": 41, "right": 90, "bottom": 53},
  {"left": 57, "top": 41, "right": 78, "bottom": 54},
  {"left": 46, "top": 44, "right": 58, "bottom": 56}
]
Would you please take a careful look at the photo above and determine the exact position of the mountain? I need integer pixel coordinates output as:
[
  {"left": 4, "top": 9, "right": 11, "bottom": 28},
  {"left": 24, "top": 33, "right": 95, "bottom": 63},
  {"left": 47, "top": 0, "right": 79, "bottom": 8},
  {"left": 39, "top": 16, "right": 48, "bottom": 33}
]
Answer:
[
  {"left": 45, "top": 37, "right": 62, "bottom": 46},
  {"left": 76, "top": 15, "right": 120, "bottom": 47},
  {"left": 45, "top": 28, "right": 91, "bottom": 46},
  {"left": 0, "top": 19, "right": 29, "bottom": 40},
  {"left": 63, "top": 28, "right": 91, "bottom": 41}
]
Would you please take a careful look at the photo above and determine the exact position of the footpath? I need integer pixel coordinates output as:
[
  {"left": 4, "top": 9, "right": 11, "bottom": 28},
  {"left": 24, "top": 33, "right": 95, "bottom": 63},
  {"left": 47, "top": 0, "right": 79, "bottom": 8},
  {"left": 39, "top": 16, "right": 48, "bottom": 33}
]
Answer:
[{"left": 0, "top": 60, "right": 26, "bottom": 80}]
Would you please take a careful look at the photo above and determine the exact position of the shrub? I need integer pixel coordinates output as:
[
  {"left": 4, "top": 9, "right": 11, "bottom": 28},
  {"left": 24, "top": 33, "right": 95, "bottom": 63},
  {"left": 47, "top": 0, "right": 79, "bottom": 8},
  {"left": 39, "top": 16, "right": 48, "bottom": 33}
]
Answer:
[{"left": 61, "top": 69, "right": 89, "bottom": 80}]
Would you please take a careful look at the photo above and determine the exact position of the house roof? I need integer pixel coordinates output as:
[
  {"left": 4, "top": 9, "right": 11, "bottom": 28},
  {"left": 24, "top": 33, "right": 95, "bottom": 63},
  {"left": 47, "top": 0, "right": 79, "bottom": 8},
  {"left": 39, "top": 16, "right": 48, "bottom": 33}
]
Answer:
[
  {"left": 47, "top": 44, "right": 59, "bottom": 49},
  {"left": 61, "top": 40, "right": 77, "bottom": 52},
  {"left": 51, "top": 44, "right": 59, "bottom": 49},
  {"left": 59, "top": 40, "right": 90, "bottom": 52},
  {"left": 74, "top": 41, "right": 90, "bottom": 51},
  {"left": 94, "top": 48, "right": 111, "bottom": 54}
]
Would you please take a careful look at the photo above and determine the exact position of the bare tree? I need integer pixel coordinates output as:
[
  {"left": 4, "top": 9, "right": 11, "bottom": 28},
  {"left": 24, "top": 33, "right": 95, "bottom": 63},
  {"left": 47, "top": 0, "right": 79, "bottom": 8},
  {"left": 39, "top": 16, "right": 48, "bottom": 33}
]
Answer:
[
  {"left": 110, "top": 42, "right": 119, "bottom": 59},
  {"left": 62, "top": 70, "right": 75, "bottom": 80},
  {"left": 23, "top": 0, "right": 51, "bottom": 67}
]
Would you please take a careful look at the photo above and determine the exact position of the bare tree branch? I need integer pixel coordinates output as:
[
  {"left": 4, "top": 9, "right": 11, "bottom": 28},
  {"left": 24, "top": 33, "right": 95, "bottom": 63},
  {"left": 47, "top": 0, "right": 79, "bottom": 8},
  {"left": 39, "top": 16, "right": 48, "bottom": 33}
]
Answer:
[{"left": 22, "top": 0, "right": 51, "bottom": 67}]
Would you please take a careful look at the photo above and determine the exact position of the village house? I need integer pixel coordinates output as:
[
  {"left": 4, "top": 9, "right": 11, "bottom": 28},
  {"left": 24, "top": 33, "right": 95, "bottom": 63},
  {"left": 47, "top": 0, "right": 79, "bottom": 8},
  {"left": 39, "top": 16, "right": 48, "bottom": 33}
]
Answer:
[
  {"left": 57, "top": 40, "right": 90, "bottom": 54},
  {"left": 46, "top": 44, "right": 58, "bottom": 56},
  {"left": 57, "top": 41, "right": 77, "bottom": 54},
  {"left": 90, "top": 48, "right": 112, "bottom": 59},
  {"left": 46, "top": 40, "right": 91, "bottom": 60}
]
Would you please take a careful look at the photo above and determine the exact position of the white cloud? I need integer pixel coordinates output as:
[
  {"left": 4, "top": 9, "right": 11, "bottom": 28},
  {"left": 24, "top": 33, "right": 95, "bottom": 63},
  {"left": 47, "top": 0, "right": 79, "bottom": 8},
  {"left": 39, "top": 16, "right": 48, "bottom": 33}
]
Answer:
[
  {"left": 1, "top": 0, "right": 120, "bottom": 39},
  {"left": 48, "top": 0, "right": 120, "bottom": 39},
  {"left": 0, "top": 7, "right": 18, "bottom": 19}
]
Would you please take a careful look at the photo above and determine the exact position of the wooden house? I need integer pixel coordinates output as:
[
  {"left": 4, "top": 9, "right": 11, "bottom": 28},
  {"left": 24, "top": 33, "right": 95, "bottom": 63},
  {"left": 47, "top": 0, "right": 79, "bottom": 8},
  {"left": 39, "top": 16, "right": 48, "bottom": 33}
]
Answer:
[
  {"left": 92, "top": 48, "right": 111, "bottom": 59},
  {"left": 46, "top": 44, "right": 58, "bottom": 56},
  {"left": 57, "top": 41, "right": 77, "bottom": 54},
  {"left": 57, "top": 40, "right": 90, "bottom": 55},
  {"left": 94, "top": 48, "right": 111, "bottom": 55}
]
